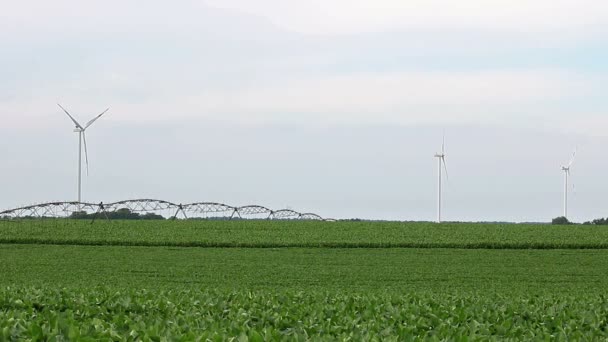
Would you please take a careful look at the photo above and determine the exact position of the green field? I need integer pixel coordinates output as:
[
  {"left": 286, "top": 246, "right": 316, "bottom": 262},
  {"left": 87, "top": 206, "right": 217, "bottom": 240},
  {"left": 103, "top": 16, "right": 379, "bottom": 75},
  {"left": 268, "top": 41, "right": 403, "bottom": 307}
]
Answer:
[
  {"left": 3, "top": 288, "right": 608, "bottom": 340},
  {"left": 2, "top": 220, "right": 608, "bottom": 340},
  {"left": 2, "top": 220, "right": 608, "bottom": 248},
  {"left": 3, "top": 245, "right": 608, "bottom": 292}
]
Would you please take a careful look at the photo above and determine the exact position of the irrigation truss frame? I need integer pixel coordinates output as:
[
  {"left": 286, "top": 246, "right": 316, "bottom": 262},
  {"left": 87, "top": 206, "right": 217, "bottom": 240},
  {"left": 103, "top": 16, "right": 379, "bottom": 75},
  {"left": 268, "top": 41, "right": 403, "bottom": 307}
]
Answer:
[{"left": 0, "top": 199, "right": 334, "bottom": 222}]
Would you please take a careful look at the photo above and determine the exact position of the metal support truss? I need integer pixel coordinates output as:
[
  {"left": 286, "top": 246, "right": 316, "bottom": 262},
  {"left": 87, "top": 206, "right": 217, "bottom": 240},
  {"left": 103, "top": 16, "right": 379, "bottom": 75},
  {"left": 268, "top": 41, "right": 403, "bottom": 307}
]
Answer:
[
  {"left": 272, "top": 209, "right": 301, "bottom": 220},
  {"left": 0, "top": 199, "right": 331, "bottom": 221},
  {"left": 90, "top": 202, "right": 110, "bottom": 224}
]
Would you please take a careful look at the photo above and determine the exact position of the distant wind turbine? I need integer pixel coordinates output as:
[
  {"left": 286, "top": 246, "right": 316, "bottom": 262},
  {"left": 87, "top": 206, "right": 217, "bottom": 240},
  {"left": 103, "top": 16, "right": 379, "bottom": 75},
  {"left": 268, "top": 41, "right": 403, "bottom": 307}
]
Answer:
[
  {"left": 57, "top": 104, "right": 110, "bottom": 203},
  {"left": 434, "top": 135, "right": 449, "bottom": 223},
  {"left": 561, "top": 148, "right": 577, "bottom": 219}
]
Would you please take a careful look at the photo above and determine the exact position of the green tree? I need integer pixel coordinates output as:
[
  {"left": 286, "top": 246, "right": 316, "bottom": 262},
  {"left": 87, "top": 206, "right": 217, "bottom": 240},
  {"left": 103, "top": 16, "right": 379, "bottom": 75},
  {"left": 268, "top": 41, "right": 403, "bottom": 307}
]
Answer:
[{"left": 552, "top": 216, "right": 571, "bottom": 225}]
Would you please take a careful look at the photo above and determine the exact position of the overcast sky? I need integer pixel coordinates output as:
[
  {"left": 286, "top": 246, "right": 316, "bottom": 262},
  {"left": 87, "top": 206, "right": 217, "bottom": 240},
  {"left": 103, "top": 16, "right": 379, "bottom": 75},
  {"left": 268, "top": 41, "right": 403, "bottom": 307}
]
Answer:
[{"left": 1, "top": 0, "right": 607, "bottom": 222}]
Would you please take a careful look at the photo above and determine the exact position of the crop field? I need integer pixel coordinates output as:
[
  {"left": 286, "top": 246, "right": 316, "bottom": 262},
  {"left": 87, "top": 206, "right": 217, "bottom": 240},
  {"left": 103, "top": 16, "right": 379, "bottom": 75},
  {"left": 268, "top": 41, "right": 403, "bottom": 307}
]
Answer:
[
  {"left": 2, "top": 219, "right": 608, "bottom": 249},
  {"left": 4, "top": 288, "right": 608, "bottom": 340},
  {"left": 2, "top": 220, "right": 608, "bottom": 339}
]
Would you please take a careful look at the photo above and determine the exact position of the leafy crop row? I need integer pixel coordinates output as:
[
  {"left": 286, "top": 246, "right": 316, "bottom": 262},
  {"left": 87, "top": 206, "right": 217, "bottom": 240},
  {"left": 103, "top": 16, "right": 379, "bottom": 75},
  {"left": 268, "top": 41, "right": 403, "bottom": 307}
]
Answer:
[
  {"left": 2, "top": 219, "right": 607, "bottom": 340},
  {"left": 2, "top": 287, "right": 608, "bottom": 340},
  {"left": 1, "top": 245, "right": 608, "bottom": 294},
  {"left": 1, "top": 220, "right": 608, "bottom": 249}
]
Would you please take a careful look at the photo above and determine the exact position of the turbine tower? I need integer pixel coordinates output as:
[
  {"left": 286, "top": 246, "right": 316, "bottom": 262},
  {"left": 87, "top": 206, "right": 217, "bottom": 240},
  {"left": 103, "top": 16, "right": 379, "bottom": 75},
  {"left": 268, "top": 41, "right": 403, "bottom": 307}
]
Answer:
[
  {"left": 58, "top": 104, "right": 110, "bottom": 203},
  {"left": 434, "top": 135, "right": 449, "bottom": 223},
  {"left": 561, "top": 148, "right": 577, "bottom": 219}
]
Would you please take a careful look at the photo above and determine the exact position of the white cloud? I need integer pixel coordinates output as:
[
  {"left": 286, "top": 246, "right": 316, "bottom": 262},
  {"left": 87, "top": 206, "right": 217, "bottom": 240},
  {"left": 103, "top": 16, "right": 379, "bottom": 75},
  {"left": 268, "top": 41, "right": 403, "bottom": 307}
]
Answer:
[
  {"left": 2, "top": 1, "right": 606, "bottom": 135},
  {"left": 559, "top": 115, "right": 608, "bottom": 137},
  {"left": 5, "top": 0, "right": 607, "bottom": 41},
  {"left": 140, "top": 70, "right": 600, "bottom": 125},
  {"left": 0, "top": 0, "right": 279, "bottom": 42},
  {"left": 205, "top": 0, "right": 608, "bottom": 36},
  {"left": 4, "top": 69, "right": 597, "bottom": 130}
]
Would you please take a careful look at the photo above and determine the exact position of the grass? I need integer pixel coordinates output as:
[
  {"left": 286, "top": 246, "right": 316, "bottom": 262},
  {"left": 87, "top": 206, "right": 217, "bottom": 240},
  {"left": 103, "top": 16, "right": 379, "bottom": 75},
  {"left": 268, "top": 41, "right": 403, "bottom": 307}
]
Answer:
[{"left": 1, "top": 219, "right": 608, "bottom": 249}]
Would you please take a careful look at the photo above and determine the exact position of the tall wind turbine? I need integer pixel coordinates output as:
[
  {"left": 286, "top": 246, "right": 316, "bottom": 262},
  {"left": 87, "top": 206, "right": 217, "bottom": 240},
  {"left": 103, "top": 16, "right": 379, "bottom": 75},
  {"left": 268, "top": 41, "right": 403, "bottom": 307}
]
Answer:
[
  {"left": 561, "top": 148, "right": 577, "bottom": 219},
  {"left": 434, "top": 135, "right": 449, "bottom": 223},
  {"left": 57, "top": 104, "right": 110, "bottom": 203}
]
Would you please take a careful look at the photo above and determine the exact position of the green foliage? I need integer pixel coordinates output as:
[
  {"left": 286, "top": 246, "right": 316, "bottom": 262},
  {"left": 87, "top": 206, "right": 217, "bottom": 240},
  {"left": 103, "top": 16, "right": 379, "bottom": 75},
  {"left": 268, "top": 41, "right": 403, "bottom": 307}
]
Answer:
[
  {"left": 2, "top": 220, "right": 608, "bottom": 249},
  {"left": 552, "top": 216, "right": 572, "bottom": 225},
  {"left": 2, "top": 220, "right": 608, "bottom": 339},
  {"left": 2, "top": 288, "right": 608, "bottom": 340},
  {"left": 69, "top": 209, "right": 165, "bottom": 220},
  {"left": 583, "top": 217, "right": 608, "bottom": 225},
  {"left": 1, "top": 245, "right": 608, "bottom": 294}
]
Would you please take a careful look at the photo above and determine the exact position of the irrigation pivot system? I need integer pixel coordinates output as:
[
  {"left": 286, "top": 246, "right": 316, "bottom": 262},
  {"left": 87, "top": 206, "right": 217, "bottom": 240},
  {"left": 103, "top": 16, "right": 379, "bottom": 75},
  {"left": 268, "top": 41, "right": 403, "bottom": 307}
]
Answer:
[
  {"left": 57, "top": 104, "right": 110, "bottom": 203},
  {"left": 0, "top": 199, "right": 331, "bottom": 221}
]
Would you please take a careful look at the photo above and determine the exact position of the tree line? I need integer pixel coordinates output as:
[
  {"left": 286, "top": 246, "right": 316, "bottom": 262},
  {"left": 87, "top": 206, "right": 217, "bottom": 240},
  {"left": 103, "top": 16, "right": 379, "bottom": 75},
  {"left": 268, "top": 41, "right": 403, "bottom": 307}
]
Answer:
[
  {"left": 552, "top": 216, "right": 608, "bottom": 225},
  {"left": 69, "top": 209, "right": 165, "bottom": 220}
]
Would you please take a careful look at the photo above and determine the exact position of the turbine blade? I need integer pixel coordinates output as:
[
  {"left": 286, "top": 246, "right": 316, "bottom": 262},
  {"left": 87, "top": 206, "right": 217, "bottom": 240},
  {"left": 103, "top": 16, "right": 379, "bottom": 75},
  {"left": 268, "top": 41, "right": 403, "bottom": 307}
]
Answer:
[
  {"left": 82, "top": 132, "right": 90, "bottom": 176},
  {"left": 85, "top": 108, "right": 110, "bottom": 129},
  {"left": 442, "top": 132, "right": 446, "bottom": 154},
  {"left": 567, "top": 148, "right": 577, "bottom": 168},
  {"left": 57, "top": 103, "right": 83, "bottom": 129},
  {"left": 442, "top": 157, "right": 449, "bottom": 182},
  {"left": 568, "top": 169, "right": 575, "bottom": 193}
]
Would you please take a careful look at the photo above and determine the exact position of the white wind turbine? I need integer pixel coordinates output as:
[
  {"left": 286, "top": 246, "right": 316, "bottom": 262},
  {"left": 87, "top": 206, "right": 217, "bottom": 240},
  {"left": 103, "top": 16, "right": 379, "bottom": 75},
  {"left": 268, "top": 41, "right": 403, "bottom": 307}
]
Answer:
[
  {"left": 561, "top": 148, "right": 577, "bottom": 219},
  {"left": 57, "top": 104, "right": 110, "bottom": 203},
  {"left": 434, "top": 135, "right": 449, "bottom": 223}
]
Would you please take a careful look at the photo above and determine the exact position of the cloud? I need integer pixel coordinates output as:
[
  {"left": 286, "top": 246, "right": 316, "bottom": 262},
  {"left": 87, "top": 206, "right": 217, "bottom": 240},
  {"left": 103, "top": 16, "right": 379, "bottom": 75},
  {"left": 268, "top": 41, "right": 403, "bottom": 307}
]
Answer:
[
  {"left": 205, "top": 0, "right": 608, "bottom": 37},
  {"left": 0, "top": 0, "right": 282, "bottom": 43},
  {"left": 133, "top": 70, "right": 601, "bottom": 124},
  {"left": 1, "top": 67, "right": 604, "bottom": 135},
  {"left": 1, "top": 0, "right": 606, "bottom": 137},
  {"left": 5, "top": 0, "right": 607, "bottom": 43},
  {"left": 559, "top": 115, "right": 608, "bottom": 137}
]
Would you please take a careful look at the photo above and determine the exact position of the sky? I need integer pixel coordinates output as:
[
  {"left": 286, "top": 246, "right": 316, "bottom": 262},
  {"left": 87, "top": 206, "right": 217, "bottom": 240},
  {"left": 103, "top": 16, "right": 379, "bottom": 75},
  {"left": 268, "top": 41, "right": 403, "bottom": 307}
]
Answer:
[{"left": 1, "top": 0, "right": 607, "bottom": 222}]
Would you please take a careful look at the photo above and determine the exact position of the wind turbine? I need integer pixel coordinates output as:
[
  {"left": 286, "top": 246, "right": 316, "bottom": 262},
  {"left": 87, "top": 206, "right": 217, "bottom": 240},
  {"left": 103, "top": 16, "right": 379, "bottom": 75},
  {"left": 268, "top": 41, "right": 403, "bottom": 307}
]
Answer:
[
  {"left": 561, "top": 148, "right": 577, "bottom": 219},
  {"left": 434, "top": 135, "right": 449, "bottom": 223},
  {"left": 57, "top": 104, "right": 110, "bottom": 203}
]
